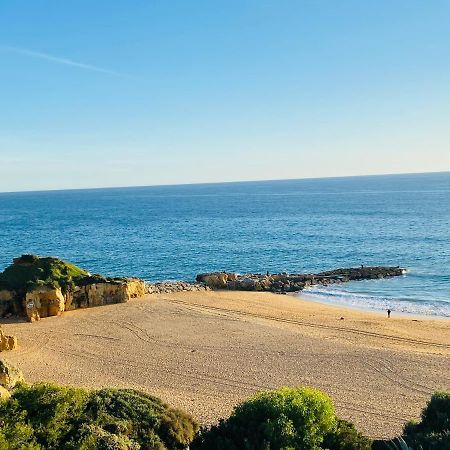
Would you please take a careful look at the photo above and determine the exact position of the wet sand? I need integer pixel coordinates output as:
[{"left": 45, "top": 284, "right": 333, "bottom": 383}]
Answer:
[{"left": 2, "top": 291, "right": 449, "bottom": 439}]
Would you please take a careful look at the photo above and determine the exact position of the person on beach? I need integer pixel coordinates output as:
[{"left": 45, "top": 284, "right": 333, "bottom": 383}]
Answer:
[{"left": 387, "top": 309, "right": 391, "bottom": 318}]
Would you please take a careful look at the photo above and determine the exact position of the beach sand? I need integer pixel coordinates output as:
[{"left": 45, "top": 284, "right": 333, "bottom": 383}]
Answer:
[{"left": 2, "top": 291, "right": 449, "bottom": 439}]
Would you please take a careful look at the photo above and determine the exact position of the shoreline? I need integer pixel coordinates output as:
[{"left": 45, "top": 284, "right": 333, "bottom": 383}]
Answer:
[{"left": 293, "top": 291, "right": 450, "bottom": 321}]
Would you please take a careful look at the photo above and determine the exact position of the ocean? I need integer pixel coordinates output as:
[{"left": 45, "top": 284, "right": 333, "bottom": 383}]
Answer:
[{"left": 1, "top": 172, "right": 449, "bottom": 317}]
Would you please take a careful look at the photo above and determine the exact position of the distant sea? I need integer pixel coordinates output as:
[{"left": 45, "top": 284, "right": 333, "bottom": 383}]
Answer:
[{"left": 1, "top": 172, "right": 449, "bottom": 317}]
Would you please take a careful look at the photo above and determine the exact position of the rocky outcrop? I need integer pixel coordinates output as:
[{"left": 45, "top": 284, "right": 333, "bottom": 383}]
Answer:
[
  {"left": 13, "top": 276, "right": 207, "bottom": 320},
  {"left": 0, "top": 327, "right": 17, "bottom": 351},
  {"left": 25, "top": 286, "right": 67, "bottom": 322},
  {"left": 0, "top": 359, "right": 21, "bottom": 399},
  {"left": 0, "top": 255, "right": 148, "bottom": 322},
  {"left": 0, "top": 359, "right": 24, "bottom": 388},
  {"left": 71, "top": 278, "right": 146, "bottom": 309},
  {"left": 2, "top": 277, "right": 146, "bottom": 322},
  {"left": 126, "top": 278, "right": 147, "bottom": 298},
  {"left": 196, "top": 266, "right": 406, "bottom": 293},
  {"left": 147, "top": 281, "right": 210, "bottom": 294},
  {"left": 25, "top": 279, "right": 147, "bottom": 321},
  {"left": 0, "top": 386, "right": 11, "bottom": 399}
]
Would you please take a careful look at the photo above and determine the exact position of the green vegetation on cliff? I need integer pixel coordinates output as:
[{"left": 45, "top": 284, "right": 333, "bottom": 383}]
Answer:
[{"left": 0, "top": 255, "right": 89, "bottom": 294}]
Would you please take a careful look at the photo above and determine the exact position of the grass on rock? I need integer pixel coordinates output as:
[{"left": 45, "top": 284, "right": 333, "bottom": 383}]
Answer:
[{"left": 0, "top": 255, "right": 90, "bottom": 294}]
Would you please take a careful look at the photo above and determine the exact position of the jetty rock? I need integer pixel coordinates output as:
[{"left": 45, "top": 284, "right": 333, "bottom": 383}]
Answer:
[
  {"left": 193, "top": 273, "right": 238, "bottom": 289},
  {"left": 0, "top": 255, "right": 146, "bottom": 322},
  {"left": 196, "top": 266, "right": 406, "bottom": 293},
  {"left": 146, "top": 281, "right": 210, "bottom": 294}
]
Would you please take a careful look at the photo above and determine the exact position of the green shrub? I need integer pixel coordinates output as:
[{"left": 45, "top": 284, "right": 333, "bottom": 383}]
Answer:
[
  {"left": 191, "top": 386, "right": 337, "bottom": 450},
  {"left": 403, "top": 391, "right": 450, "bottom": 449},
  {"left": 0, "top": 383, "right": 198, "bottom": 450},
  {"left": 69, "top": 425, "right": 140, "bottom": 450},
  {"left": 10, "top": 383, "right": 90, "bottom": 448},
  {"left": 322, "top": 418, "right": 372, "bottom": 450},
  {"left": 0, "top": 415, "right": 43, "bottom": 450},
  {"left": 418, "top": 391, "right": 450, "bottom": 433},
  {"left": 83, "top": 388, "right": 198, "bottom": 449}
]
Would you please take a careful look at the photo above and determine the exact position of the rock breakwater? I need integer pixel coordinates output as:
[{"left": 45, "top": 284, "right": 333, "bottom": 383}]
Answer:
[
  {"left": 196, "top": 266, "right": 406, "bottom": 293},
  {"left": 147, "top": 281, "right": 211, "bottom": 294}
]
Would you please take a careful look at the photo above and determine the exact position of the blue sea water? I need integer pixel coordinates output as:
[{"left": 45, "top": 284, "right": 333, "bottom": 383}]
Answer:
[{"left": 0, "top": 172, "right": 449, "bottom": 317}]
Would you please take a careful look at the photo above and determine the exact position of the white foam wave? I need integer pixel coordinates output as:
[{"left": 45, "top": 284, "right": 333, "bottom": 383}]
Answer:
[{"left": 300, "top": 286, "right": 450, "bottom": 317}]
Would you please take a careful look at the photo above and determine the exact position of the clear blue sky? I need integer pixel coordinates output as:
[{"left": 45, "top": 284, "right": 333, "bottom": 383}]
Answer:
[{"left": 1, "top": 1, "right": 449, "bottom": 191}]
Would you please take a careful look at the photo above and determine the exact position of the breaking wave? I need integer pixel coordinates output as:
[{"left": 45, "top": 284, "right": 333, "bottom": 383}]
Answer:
[{"left": 300, "top": 285, "right": 450, "bottom": 318}]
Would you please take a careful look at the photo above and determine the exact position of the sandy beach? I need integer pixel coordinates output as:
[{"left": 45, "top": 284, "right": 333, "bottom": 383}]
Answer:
[{"left": 2, "top": 291, "right": 449, "bottom": 439}]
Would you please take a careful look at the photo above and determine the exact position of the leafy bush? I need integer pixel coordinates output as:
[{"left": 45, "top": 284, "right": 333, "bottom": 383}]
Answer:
[
  {"left": 403, "top": 391, "right": 450, "bottom": 449},
  {"left": 72, "top": 425, "right": 140, "bottom": 450},
  {"left": 322, "top": 418, "right": 372, "bottom": 450},
  {"left": 11, "top": 383, "right": 90, "bottom": 448},
  {"left": 191, "top": 386, "right": 337, "bottom": 450},
  {"left": 0, "top": 383, "right": 198, "bottom": 450}
]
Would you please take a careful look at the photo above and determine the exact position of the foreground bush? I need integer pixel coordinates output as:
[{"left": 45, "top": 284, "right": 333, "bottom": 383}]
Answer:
[
  {"left": 402, "top": 391, "right": 450, "bottom": 449},
  {"left": 191, "top": 386, "right": 370, "bottom": 450},
  {"left": 322, "top": 418, "right": 372, "bottom": 450},
  {"left": 3, "top": 381, "right": 447, "bottom": 449},
  {"left": 0, "top": 383, "right": 198, "bottom": 450}
]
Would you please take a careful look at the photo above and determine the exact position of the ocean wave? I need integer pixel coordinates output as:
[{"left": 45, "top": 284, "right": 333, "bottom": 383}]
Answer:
[{"left": 300, "top": 286, "right": 450, "bottom": 318}]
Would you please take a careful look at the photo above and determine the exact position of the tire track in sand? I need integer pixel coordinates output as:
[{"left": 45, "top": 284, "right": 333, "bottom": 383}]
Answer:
[{"left": 164, "top": 298, "right": 450, "bottom": 350}]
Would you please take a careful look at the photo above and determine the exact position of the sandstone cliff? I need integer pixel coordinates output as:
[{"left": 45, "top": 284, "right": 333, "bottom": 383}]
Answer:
[{"left": 0, "top": 255, "right": 146, "bottom": 322}]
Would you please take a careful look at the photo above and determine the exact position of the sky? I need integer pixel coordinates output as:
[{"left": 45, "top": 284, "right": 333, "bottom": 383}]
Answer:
[{"left": 1, "top": 0, "right": 449, "bottom": 192}]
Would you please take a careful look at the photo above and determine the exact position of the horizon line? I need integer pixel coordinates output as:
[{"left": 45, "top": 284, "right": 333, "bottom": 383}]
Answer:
[{"left": 1, "top": 170, "right": 449, "bottom": 195}]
